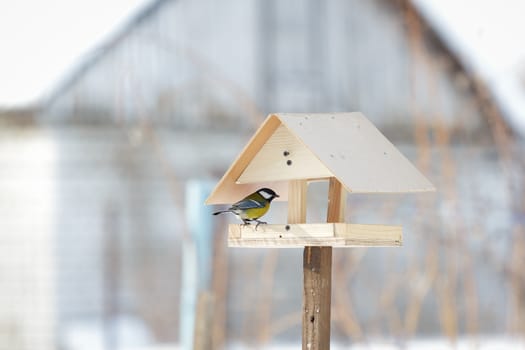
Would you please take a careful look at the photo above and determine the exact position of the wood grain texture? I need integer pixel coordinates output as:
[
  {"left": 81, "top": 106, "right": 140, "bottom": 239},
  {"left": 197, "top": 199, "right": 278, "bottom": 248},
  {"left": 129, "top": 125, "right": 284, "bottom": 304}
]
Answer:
[
  {"left": 277, "top": 113, "right": 435, "bottom": 193},
  {"left": 237, "top": 124, "right": 332, "bottom": 184},
  {"left": 288, "top": 179, "right": 307, "bottom": 224},
  {"left": 206, "top": 112, "right": 435, "bottom": 205},
  {"left": 205, "top": 115, "right": 288, "bottom": 205},
  {"left": 227, "top": 223, "right": 402, "bottom": 247},
  {"left": 327, "top": 177, "right": 346, "bottom": 223},
  {"left": 300, "top": 177, "right": 344, "bottom": 349},
  {"left": 303, "top": 246, "right": 332, "bottom": 350}
]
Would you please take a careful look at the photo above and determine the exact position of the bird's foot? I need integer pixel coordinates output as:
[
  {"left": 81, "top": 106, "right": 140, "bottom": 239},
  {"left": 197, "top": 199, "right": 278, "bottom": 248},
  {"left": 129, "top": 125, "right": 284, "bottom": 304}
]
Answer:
[{"left": 254, "top": 220, "right": 267, "bottom": 230}]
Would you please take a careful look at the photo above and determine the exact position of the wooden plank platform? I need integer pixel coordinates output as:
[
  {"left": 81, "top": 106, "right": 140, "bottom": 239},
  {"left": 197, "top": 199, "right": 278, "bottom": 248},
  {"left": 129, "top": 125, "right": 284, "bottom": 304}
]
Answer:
[{"left": 228, "top": 223, "right": 402, "bottom": 248}]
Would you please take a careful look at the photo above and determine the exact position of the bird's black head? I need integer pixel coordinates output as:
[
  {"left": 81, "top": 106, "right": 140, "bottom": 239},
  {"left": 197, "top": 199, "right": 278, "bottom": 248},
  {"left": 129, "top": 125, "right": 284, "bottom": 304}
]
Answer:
[{"left": 257, "top": 188, "right": 279, "bottom": 201}]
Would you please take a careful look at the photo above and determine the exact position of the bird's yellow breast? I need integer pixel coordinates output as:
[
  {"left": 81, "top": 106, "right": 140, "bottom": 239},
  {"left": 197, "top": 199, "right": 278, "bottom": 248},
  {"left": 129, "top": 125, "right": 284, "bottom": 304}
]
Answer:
[{"left": 239, "top": 205, "right": 270, "bottom": 220}]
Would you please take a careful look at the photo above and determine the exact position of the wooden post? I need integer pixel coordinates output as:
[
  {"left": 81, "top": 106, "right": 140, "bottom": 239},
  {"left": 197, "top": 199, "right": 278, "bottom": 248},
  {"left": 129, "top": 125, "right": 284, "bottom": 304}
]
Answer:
[
  {"left": 288, "top": 178, "right": 331, "bottom": 350},
  {"left": 287, "top": 180, "right": 310, "bottom": 348},
  {"left": 288, "top": 180, "right": 307, "bottom": 224},
  {"left": 303, "top": 246, "right": 332, "bottom": 349},
  {"left": 327, "top": 177, "right": 346, "bottom": 223},
  {"left": 302, "top": 178, "right": 346, "bottom": 350}
]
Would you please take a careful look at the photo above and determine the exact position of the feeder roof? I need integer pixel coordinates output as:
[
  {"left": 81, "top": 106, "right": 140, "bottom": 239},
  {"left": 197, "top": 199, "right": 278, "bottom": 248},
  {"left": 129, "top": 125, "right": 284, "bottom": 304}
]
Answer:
[{"left": 206, "top": 112, "right": 435, "bottom": 204}]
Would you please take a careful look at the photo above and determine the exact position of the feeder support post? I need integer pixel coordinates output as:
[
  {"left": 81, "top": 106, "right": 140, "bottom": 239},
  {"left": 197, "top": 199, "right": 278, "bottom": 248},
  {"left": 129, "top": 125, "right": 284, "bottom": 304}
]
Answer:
[
  {"left": 301, "top": 178, "right": 346, "bottom": 350},
  {"left": 327, "top": 177, "right": 346, "bottom": 223},
  {"left": 288, "top": 180, "right": 307, "bottom": 224}
]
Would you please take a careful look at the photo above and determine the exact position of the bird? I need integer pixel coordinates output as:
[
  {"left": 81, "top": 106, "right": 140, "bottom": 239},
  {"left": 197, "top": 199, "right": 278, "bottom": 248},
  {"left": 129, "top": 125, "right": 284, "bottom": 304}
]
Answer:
[{"left": 212, "top": 188, "right": 279, "bottom": 227}]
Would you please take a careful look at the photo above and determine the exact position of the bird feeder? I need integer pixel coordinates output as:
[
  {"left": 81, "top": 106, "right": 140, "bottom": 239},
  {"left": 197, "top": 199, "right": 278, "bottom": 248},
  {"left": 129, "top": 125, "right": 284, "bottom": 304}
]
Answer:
[{"left": 206, "top": 112, "right": 435, "bottom": 349}]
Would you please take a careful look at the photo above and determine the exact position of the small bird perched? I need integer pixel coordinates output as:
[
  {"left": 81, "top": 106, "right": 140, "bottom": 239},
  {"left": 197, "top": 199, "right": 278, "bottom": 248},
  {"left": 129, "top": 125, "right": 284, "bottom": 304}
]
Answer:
[{"left": 212, "top": 188, "right": 279, "bottom": 227}]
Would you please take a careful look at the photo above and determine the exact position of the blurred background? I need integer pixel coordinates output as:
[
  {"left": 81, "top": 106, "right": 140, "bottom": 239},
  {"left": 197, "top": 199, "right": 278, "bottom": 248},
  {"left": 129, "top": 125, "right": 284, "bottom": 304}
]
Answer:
[{"left": 1, "top": 0, "right": 525, "bottom": 349}]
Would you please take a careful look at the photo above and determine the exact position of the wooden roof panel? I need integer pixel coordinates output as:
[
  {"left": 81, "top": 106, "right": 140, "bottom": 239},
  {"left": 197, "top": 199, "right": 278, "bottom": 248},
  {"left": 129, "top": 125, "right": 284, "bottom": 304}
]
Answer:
[
  {"left": 236, "top": 124, "right": 333, "bottom": 184},
  {"left": 277, "top": 112, "right": 435, "bottom": 193},
  {"left": 206, "top": 112, "right": 435, "bottom": 205},
  {"left": 205, "top": 115, "right": 288, "bottom": 204}
]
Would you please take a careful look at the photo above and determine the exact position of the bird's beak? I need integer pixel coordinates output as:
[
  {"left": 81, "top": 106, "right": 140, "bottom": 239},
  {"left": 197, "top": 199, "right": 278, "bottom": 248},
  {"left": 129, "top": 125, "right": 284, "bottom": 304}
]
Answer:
[{"left": 275, "top": 194, "right": 280, "bottom": 198}]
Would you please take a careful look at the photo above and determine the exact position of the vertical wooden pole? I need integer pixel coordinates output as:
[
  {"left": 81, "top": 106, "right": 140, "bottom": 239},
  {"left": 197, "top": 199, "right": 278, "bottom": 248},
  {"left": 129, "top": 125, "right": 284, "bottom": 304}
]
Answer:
[
  {"left": 287, "top": 180, "right": 308, "bottom": 346},
  {"left": 327, "top": 177, "right": 346, "bottom": 223},
  {"left": 303, "top": 246, "right": 332, "bottom": 350},
  {"left": 287, "top": 180, "right": 318, "bottom": 349},
  {"left": 302, "top": 177, "right": 346, "bottom": 350}
]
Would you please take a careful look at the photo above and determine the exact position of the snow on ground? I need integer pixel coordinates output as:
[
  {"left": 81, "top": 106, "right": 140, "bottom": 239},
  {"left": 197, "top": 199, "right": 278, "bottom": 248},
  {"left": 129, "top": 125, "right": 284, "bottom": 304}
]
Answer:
[
  {"left": 92, "top": 338, "right": 525, "bottom": 350},
  {"left": 227, "top": 338, "right": 520, "bottom": 349}
]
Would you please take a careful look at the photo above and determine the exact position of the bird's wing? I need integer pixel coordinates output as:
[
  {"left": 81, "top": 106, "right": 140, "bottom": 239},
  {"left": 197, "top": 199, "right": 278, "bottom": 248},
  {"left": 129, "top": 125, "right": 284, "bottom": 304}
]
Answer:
[{"left": 232, "top": 198, "right": 265, "bottom": 210}]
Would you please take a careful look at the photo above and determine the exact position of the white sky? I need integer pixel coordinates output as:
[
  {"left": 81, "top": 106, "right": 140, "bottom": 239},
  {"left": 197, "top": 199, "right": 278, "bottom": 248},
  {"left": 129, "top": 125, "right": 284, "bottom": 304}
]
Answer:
[
  {"left": 0, "top": 0, "right": 149, "bottom": 107},
  {"left": 413, "top": 0, "right": 525, "bottom": 73},
  {"left": 412, "top": 0, "right": 525, "bottom": 135},
  {"left": 1, "top": 0, "right": 524, "bottom": 134}
]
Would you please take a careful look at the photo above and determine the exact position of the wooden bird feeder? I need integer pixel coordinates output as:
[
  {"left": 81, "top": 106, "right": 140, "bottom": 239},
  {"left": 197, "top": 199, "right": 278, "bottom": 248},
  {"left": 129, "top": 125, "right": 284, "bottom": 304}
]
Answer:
[{"left": 206, "top": 112, "right": 435, "bottom": 349}]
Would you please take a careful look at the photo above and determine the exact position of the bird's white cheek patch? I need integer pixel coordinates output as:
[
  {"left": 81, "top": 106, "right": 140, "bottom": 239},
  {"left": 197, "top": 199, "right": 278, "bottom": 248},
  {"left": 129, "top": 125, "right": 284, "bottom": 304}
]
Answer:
[{"left": 259, "top": 191, "right": 272, "bottom": 200}]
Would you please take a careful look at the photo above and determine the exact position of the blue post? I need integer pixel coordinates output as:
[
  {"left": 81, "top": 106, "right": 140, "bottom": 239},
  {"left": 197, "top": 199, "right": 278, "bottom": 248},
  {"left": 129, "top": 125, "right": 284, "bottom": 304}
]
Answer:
[{"left": 180, "top": 180, "right": 214, "bottom": 350}]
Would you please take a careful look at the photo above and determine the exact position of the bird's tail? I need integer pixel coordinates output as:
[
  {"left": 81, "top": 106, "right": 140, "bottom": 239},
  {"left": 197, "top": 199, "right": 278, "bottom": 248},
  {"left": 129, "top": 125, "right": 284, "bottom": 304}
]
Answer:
[{"left": 212, "top": 210, "right": 231, "bottom": 216}]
